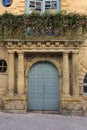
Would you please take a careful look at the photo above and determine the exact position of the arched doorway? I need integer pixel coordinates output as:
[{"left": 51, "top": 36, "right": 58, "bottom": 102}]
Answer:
[{"left": 27, "top": 61, "right": 60, "bottom": 111}]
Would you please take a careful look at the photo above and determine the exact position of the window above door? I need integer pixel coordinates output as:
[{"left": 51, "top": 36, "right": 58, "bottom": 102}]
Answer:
[{"left": 26, "top": 0, "right": 60, "bottom": 14}]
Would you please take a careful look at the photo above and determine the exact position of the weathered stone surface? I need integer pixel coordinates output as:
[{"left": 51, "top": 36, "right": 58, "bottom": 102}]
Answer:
[
  {"left": 0, "top": 0, "right": 25, "bottom": 15},
  {"left": 0, "top": 0, "right": 87, "bottom": 15},
  {"left": 2, "top": 95, "right": 26, "bottom": 113},
  {"left": 74, "top": 103, "right": 82, "bottom": 111},
  {"left": 0, "top": 38, "right": 86, "bottom": 116},
  {"left": 71, "top": 110, "right": 83, "bottom": 116},
  {"left": 0, "top": 0, "right": 87, "bottom": 115},
  {"left": 82, "top": 105, "right": 87, "bottom": 112},
  {"left": 61, "top": 110, "right": 71, "bottom": 115}
]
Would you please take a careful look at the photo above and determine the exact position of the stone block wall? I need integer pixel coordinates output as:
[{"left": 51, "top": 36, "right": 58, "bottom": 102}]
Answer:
[
  {"left": 61, "top": 96, "right": 87, "bottom": 116},
  {"left": 0, "top": 39, "right": 87, "bottom": 115},
  {"left": 0, "top": 0, "right": 25, "bottom": 15},
  {"left": 2, "top": 96, "right": 26, "bottom": 113},
  {"left": 61, "top": 0, "right": 87, "bottom": 15},
  {"left": 0, "top": 45, "right": 8, "bottom": 96},
  {"left": 61, "top": 97, "right": 83, "bottom": 116},
  {"left": 0, "top": 0, "right": 87, "bottom": 15}
]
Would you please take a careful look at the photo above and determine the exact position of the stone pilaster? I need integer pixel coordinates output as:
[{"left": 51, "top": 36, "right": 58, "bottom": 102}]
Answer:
[
  {"left": 72, "top": 51, "right": 79, "bottom": 96},
  {"left": 63, "top": 52, "right": 70, "bottom": 96},
  {"left": 8, "top": 51, "right": 14, "bottom": 95},
  {"left": 17, "top": 52, "right": 24, "bottom": 95}
]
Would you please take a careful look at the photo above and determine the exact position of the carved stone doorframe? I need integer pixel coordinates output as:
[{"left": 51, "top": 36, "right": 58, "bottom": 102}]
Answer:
[{"left": 25, "top": 55, "right": 62, "bottom": 111}]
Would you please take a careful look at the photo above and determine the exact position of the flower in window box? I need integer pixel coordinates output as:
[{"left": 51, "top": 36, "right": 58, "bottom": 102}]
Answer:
[
  {"left": 41, "top": 29, "right": 45, "bottom": 36},
  {"left": 26, "top": 27, "right": 31, "bottom": 36},
  {"left": 33, "top": 27, "right": 38, "bottom": 36},
  {"left": 54, "top": 29, "right": 60, "bottom": 36},
  {"left": 47, "top": 26, "right": 53, "bottom": 36}
]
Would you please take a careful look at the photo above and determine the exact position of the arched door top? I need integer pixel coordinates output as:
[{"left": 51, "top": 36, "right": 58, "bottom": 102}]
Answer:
[{"left": 25, "top": 58, "right": 62, "bottom": 77}]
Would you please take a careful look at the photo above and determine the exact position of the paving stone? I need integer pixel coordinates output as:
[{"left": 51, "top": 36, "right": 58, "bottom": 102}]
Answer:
[{"left": 0, "top": 112, "right": 87, "bottom": 130}]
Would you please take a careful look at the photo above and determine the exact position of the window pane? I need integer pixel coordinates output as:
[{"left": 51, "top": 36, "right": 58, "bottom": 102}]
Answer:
[
  {"left": 84, "top": 78, "right": 87, "bottom": 83},
  {"left": 0, "top": 62, "right": 2, "bottom": 66},
  {"left": 84, "top": 86, "right": 87, "bottom": 93},
  {"left": 30, "top": 1, "right": 35, "bottom": 7},
  {"left": 0, "top": 60, "right": 7, "bottom": 73},
  {"left": 45, "top": 0, "right": 57, "bottom": 13},
  {"left": 27, "top": 0, "right": 60, "bottom": 14},
  {"left": 85, "top": 74, "right": 87, "bottom": 79},
  {"left": 29, "top": 0, "right": 41, "bottom": 13},
  {"left": 3, "top": 0, "right": 12, "bottom": 7},
  {"left": 0, "top": 67, "right": 2, "bottom": 72},
  {"left": 36, "top": 2, "right": 41, "bottom": 10},
  {"left": 45, "top": 1, "right": 50, "bottom": 8}
]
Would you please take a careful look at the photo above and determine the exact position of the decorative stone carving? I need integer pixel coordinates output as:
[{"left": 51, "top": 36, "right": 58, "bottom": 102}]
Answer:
[
  {"left": 46, "top": 42, "right": 50, "bottom": 47},
  {"left": 0, "top": 38, "right": 86, "bottom": 114},
  {"left": 7, "top": 42, "right": 12, "bottom": 47},
  {"left": 55, "top": 42, "right": 59, "bottom": 47},
  {"left": 18, "top": 42, "right": 22, "bottom": 47},
  {"left": 37, "top": 42, "right": 41, "bottom": 47},
  {"left": 5, "top": 39, "right": 84, "bottom": 50},
  {"left": 64, "top": 42, "right": 68, "bottom": 47},
  {"left": 27, "top": 42, "right": 32, "bottom": 47}
]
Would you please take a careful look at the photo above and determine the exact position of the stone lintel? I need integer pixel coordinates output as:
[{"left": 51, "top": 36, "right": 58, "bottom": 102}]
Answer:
[
  {"left": 71, "top": 50, "right": 79, "bottom": 54},
  {"left": 17, "top": 50, "right": 24, "bottom": 54}
]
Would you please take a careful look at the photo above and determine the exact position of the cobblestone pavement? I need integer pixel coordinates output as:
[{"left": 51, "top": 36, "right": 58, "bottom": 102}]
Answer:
[{"left": 0, "top": 112, "right": 87, "bottom": 130}]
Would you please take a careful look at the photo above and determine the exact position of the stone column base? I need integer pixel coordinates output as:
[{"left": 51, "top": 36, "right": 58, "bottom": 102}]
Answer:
[
  {"left": 2, "top": 95, "right": 26, "bottom": 113},
  {"left": 61, "top": 96, "right": 83, "bottom": 116}
]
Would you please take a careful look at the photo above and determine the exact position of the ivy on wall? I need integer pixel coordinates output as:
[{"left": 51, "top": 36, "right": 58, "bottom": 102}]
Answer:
[{"left": 0, "top": 12, "right": 87, "bottom": 38}]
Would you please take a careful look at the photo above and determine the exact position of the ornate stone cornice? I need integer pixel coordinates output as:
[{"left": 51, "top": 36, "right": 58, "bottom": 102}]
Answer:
[{"left": 0, "top": 39, "right": 84, "bottom": 51}]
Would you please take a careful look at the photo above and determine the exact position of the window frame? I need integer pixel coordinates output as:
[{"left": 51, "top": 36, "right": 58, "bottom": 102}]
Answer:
[
  {"left": 2, "top": 0, "right": 13, "bottom": 7},
  {"left": 0, "top": 59, "right": 7, "bottom": 73},
  {"left": 83, "top": 73, "right": 87, "bottom": 96},
  {"left": 26, "top": 0, "right": 60, "bottom": 14}
]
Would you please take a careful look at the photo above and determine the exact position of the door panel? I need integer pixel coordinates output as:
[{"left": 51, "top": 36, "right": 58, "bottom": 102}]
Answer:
[{"left": 28, "top": 62, "right": 59, "bottom": 111}]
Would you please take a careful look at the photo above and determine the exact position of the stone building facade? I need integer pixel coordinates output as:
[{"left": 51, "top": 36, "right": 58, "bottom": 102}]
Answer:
[
  {"left": 0, "top": 0, "right": 87, "bottom": 115},
  {"left": 0, "top": 0, "right": 87, "bottom": 15}
]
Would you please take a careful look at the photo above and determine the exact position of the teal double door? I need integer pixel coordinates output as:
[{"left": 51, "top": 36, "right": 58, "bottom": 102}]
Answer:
[{"left": 28, "top": 62, "right": 59, "bottom": 111}]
